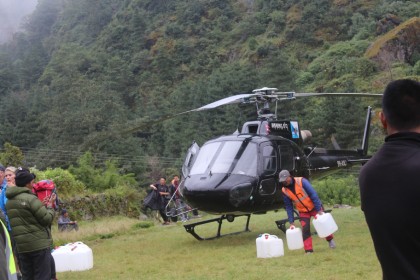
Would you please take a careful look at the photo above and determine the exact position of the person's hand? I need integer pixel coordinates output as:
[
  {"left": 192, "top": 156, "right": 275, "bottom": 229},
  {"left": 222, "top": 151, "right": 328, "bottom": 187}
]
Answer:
[
  {"left": 42, "top": 196, "right": 49, "bottom": 205},
  {"left": 317, "top": 210, "right": 324, "bottom": 215},
  {"left": 43, "top": 193, "right": 56, "bottom": 207},
  {"left": 289, "top": 223, "right": 295, "bottom": 229}
]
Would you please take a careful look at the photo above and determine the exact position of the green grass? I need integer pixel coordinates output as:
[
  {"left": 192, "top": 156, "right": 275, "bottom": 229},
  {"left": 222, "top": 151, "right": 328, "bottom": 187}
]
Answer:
[{"left": 55, "top": 208, "right": 382, "bottom": 280}]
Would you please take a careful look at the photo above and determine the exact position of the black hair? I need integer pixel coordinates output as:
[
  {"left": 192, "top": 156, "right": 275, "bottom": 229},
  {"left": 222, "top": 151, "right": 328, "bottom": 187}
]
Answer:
[{"left": 382, "top": 79, "right": 420, "bottom": 130}]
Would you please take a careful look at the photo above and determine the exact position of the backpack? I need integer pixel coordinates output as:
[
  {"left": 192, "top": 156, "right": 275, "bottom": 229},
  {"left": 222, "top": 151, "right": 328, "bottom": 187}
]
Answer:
[{"left": 32, "top": 179, "right": 59, "bottom": 210}]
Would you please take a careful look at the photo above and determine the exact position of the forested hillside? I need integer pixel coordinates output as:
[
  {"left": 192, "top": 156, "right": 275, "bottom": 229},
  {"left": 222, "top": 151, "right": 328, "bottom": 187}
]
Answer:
[{"left": 0, "top": 0, "right": 419, "bottom": 182}]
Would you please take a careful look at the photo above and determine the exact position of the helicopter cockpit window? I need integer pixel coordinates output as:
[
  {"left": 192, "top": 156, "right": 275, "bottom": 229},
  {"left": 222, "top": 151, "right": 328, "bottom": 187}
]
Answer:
[
  {"left": 263, "top": 145, "right": 277, "bottom": 173},
  {"left": 231, "top": 143, "right": 257, "bottom": 176},
  {"left": 190, "top": 142, "right": 221, "bottom": 175},
  {"left": 189, "top": 141, "right": 257, "bottom": 177}
]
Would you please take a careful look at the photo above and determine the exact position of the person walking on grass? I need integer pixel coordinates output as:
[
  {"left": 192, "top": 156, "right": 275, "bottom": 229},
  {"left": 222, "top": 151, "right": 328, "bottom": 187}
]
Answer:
[
  {"left": 280, "top": 169, "right": 336, "bottom": 254},
  {"left": 150, "top": 177, "right": 171, "bottom": 225},
  {"left": 359, "top": 79, "right": 420, "bottom": 280}
]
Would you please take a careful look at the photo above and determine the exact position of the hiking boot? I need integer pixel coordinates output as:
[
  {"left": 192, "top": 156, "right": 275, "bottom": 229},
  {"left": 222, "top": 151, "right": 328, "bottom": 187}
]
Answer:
[
  {"left": 305, "top": 251, "right": 313, "bottom": 255},
  {"left": 328, "top": 239, "right": 336, "bottom": 249}
]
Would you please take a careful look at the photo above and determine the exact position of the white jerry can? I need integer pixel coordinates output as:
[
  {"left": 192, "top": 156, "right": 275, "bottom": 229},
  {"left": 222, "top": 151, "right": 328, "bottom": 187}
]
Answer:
[
  {"left": 256, "top": 233, "right": 284, "bottom": 258},
  {"left": 286, "top": 226, "right": 304, "bottom": 250},
  {"left": 52, "top": 241, "right": 94, "bottom": 272},
  {"left": 312, "top": 212, "right": 338, "bottom": 238}
]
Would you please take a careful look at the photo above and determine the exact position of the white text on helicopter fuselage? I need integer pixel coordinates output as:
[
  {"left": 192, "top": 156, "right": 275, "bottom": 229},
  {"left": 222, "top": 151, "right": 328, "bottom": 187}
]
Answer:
[
  {"left": 337, "top": 160, "right": 347, "bottom": 167},
  {"left": 271, "top": 123, "right": 289, "bottom": 130}
]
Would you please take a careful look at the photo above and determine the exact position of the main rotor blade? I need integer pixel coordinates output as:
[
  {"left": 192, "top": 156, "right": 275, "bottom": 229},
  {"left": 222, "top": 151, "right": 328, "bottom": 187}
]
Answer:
[
  {"left": 189, "top": 93, "right": 259, "bottom": 112},
  {"left": 294, "top": 92, "right": 382, "bottom": 97}
]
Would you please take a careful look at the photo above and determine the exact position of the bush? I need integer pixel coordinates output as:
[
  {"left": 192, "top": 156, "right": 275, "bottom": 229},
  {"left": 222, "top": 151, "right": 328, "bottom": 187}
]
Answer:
[
  {"left": 69, "top": 152, "right": 137, "bottom": 191},
  {"left": 313, "top": 175, "right": 360, "bottom": 206},
  {"left": 0, "top": 143, "right": 24, "bottom": 167},
  {"left": 413, "top": 60, "right": 420, "bottom": 75}
]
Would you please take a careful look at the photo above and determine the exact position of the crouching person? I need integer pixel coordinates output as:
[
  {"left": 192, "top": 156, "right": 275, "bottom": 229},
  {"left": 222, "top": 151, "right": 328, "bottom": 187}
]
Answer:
[
  {"left": 6, "top": 167, "right": 55, "bottom": 280},
  {"left": 58, "top": 209, "right": 79, "bottom": 232}
]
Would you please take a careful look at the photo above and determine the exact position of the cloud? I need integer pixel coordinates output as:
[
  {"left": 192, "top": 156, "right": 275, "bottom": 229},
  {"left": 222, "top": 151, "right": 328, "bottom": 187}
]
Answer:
[{"left": 0, "top": 0, "right": 38, "bottom": 43}]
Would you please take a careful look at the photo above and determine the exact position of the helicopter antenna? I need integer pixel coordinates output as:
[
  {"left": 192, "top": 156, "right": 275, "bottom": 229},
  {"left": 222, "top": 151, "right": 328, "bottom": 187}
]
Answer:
[
  {"left": 236, "top": 108, "right": 243, "bottom": 132},
  {"left": 274, "top": 99, "right": 278, "bottom": 119}
]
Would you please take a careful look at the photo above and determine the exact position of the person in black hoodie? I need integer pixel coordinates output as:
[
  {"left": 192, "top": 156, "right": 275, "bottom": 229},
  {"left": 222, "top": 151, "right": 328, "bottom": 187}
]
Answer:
[
  {"left": 359, "top": 79, "right": 420, "bottom": 280},
  {"left": 149, "top": 177, "right": 170, "bottom": 225}
]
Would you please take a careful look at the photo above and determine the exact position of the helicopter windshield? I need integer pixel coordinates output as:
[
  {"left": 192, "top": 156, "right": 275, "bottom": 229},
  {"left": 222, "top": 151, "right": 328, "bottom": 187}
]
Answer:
[{"left": 190, "top": 140, "right": 257, "bottom": 177}]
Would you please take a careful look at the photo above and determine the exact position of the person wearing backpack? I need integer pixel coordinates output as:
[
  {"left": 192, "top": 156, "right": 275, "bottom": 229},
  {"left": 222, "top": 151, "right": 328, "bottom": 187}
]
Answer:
[{"left": 6, "top": 167, "right": 55, "bottom": 280}]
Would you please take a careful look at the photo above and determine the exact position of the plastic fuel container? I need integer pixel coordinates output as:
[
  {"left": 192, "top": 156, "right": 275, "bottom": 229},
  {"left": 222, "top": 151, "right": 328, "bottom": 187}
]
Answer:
[
  {"left": 286, "top": 226, "right": 304, "bottom": 250},
  {"left": 256, "top": 233, "right": 284, "bottom": 258},
  {"left": 312, "top": 212, "right": 338, "bottom": 238},
  {"left": 52, "top": 242, "right": 93, "bottom": 272}
]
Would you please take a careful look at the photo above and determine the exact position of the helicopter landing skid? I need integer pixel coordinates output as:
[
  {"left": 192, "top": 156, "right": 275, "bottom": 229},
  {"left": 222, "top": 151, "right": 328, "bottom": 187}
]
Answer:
[{"left": 184, "top": 214, "right": 251, "bottom": 241}]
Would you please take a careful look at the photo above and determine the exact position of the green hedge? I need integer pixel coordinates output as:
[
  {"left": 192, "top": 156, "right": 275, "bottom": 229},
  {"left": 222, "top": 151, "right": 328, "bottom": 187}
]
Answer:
[{"left": 313, "top": 175, "right": 360, "bottom": 206}]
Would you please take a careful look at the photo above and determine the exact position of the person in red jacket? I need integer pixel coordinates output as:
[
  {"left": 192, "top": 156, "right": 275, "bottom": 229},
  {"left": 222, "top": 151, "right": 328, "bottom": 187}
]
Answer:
[{"left": 280, "top": 169, "right": 336, "bottom": 254}]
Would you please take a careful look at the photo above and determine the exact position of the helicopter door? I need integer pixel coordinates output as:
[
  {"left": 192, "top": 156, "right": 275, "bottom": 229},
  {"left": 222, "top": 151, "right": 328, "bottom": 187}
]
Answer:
[
  {"left": 279, "top": 143, "right": 295, "bottom": 171},
  {"left": 182, "top": 142, "right": 200, "bottom": 178},
  {"left": 258, "top": 144, "right": 277, "bottom": 196}
]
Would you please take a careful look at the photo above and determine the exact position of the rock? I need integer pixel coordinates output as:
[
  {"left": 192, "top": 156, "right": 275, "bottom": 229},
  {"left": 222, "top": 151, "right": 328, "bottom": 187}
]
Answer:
[{"left": 365, "top": 17, "right": 420, "bottom": 70}]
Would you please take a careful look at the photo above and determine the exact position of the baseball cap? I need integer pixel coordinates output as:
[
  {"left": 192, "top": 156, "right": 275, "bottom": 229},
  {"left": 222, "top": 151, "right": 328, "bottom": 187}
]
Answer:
[{"left": 278, "top": 170, "right": 291, "bottom": 182}]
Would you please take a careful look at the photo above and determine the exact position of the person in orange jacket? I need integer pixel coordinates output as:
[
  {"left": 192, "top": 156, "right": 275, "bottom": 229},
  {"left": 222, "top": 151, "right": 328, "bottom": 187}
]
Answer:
[{"left": 280, "top": 169, "right": 336, "bottom": 254}]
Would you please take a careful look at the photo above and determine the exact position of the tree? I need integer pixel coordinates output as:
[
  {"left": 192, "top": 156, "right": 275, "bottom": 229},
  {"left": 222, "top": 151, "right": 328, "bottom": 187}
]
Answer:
[{"left": 0, "top": 143, "right": 24, "bottom": 167}]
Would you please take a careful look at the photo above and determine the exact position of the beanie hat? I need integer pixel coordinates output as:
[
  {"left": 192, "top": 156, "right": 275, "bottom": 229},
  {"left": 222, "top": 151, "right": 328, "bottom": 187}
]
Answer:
[
  {"left": 15, "top": 167, "right": 36, "bottom": 187},
  {"left": 0, "top": 164, "right": 5, "bottom": 172}
]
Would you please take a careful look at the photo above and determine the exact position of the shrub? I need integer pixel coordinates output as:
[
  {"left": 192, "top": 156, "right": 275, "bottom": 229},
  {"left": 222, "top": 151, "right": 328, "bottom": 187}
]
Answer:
[
  {"left": 69, "top": 151, "right": 137, "bottom": 191},
  {"left": 313, "top": 175, "right": 360, "bottom": 206},
  {"left": 0, "top": 143, "right": 24, "bottom": 167}
]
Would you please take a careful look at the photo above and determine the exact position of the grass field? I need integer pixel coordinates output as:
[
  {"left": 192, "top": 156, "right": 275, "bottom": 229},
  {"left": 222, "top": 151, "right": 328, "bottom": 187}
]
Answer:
[{"left": 54, "top": 207, "right": 382, "bottom": 280}]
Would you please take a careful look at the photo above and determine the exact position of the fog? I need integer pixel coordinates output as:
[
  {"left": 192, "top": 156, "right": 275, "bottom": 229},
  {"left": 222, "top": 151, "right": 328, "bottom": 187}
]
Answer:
[{"left": 0, "top": 0, "right": 38, "bottom": 43}]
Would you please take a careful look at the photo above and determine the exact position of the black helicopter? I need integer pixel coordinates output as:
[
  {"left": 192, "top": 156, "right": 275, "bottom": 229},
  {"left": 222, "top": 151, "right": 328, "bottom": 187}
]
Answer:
[{"left": 165, "top": 87, "right": 381, "bottom": 240}]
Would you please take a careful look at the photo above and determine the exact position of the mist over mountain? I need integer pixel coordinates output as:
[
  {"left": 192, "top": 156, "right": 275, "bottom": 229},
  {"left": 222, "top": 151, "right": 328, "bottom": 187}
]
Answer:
[{"left": 0, "top": 0, "right": 37, "bottom": 43}]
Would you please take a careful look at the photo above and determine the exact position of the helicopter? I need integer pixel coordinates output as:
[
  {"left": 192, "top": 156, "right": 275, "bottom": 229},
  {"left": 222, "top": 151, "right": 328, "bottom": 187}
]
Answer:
[{"left": 161, "top": 87, "right": 382, "bottom": 240}]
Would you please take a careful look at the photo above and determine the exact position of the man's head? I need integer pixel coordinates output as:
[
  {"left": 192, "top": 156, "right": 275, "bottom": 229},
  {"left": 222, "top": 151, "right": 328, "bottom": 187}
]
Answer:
[
  {"left": 15, "top": 167, "right": 36, "bottom": 188},
  {"left": 380, "top": 79, "right": 420, "bottom": 134},
  {"left": 173, "top": 175, "right": 179, "bottom": 182},
  {"left": 279, "top": 170, "right": 292, "bottom": 186},
  {"left": 61, "top": 209, "right": 68, "bottom": 217},
  {"left": 159, "top": 177, "right": 166, "bottom": 185}
]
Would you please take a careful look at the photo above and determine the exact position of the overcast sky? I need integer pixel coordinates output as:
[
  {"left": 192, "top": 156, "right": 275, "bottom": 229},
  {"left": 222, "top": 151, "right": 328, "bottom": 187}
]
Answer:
[{"left": 0, "top": 0, "right": 38, "bottom": 43}]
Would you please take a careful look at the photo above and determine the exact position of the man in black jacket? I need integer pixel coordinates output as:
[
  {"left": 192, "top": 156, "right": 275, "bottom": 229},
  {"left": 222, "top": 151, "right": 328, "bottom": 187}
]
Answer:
[
  {"left": 359, "top": 79, "right": 420, "bottom": 280},
  {"left": 149, "top": 177, "right": 170, "bottom": 225}
]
